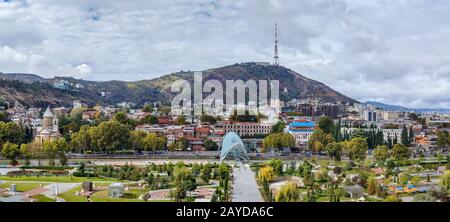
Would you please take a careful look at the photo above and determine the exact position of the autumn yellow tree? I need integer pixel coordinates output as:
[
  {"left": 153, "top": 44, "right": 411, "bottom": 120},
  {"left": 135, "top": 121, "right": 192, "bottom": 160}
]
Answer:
[
  {"left": 275, "top": 182, "right": 300, "bottom": 202},
  {"left": 367, "top": 176, "right": 377, "bottom": 195},
  {"left": 259, "top": 166, "right": 275, "bottom": 182}
]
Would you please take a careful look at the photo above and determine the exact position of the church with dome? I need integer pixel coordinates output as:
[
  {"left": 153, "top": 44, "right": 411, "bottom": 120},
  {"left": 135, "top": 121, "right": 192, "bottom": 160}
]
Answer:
[{"left": 34, "top": 106, "right": 60, "bottom": 142}]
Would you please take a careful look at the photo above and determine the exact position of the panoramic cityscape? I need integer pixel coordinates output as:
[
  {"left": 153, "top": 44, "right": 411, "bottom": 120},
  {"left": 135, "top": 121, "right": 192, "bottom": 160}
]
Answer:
[{"left": 1, "top": 0, "right": 450, "bottom": 205}]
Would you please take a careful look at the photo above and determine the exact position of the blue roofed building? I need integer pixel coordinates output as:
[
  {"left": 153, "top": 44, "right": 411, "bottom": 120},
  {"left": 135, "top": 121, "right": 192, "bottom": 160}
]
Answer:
[{"left": 288, "top": 121, "right": 315, "bottom": 147}]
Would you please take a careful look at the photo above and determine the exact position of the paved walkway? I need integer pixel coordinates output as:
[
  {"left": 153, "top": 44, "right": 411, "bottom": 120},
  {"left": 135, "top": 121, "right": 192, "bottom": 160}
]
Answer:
[
  {"left": 231, "top": 163, "right": 263, "bottom": 202},
  {"left": 22, "top": 187, "right": 47, "bottom": 197}
]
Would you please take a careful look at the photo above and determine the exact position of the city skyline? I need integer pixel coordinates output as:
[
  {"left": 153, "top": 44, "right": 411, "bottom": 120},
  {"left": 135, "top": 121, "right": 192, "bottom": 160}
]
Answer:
[{"left": 1, "top": 0, "right": 450, "bottom": 109}]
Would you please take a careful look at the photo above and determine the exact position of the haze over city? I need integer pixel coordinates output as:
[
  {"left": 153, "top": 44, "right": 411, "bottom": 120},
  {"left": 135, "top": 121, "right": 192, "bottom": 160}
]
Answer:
[{"left": 1, "top": 0, "right": 450, "bottom": 108}]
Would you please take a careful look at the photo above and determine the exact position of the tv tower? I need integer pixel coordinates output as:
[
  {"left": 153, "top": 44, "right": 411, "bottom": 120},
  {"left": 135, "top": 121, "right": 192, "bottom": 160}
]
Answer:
[{"left": 273, "top": 21, "right": 279, "bottom": 66}]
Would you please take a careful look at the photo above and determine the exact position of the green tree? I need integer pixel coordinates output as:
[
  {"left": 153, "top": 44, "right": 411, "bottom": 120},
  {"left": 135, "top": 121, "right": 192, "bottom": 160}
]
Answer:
[
  {"left": 269, "top": 159, "right": 283, "bottom": 176},
  {"left": 143, "top": 133, "right": 157, "bottom": 152},
  {"left": 343, "top": 137, "right": 368, "bottom": 162},
  {"left": 399, "top": 173, "right": 409, "bottom": 185},
  {"left": 401, "top": 125, "right": 409, "bottom": 146},
  {"left": 20, "top": 144, "right": 31, "bottom": 166},
  {"left": 204, "top": 139, "right": 218, "bottom": 151},
  {"left": 440, "top": 171, "right": 450, "bottom": 192},
  {"left": 113, "top": 112, "right": 135, "bottom": 126},
  {"left": 168, "top": 142, "right": 177, "bottom": 152},
  {"left": 217, "top": 163, "right": 230, "bottom": 188},
  {"left": 88, "top": 126, "right": 100, "bottom": 152},
  {"left": 408, "top": 127, "right": 415, "bottom": 145},
  {"left": 200, "top": 115, "right": 217, "bottom": 124},
  {"left": 1, "top": 142, "right": 20, "bottom": 166},
  {"left": 130, "top": 130, "right": 147, "bottom": 151},
  {"left": 174, "top": 138, "right": 188, "bottom": 151},
  {"left": 367, "top": 176, "right": 377, "bottom": 195},
  {"left": 0, "top": 121, "right": 24, "bottom": 147},
  {"left": 43, "top": 140, "right": 58, "bottom": 166},
  {"left": 96, "top": 121, "right": 130, "bottom": 153},
  {"left": 308, "top": 129, "right": 335, "bottom": 153},
  {"left": 409, "top": 113, "right": 419, "bottom": 121},
  {"left": 317, "top": 116, "right": 334, "bottom": 134},
  {"left": 391, "top": 144, "right": 410, "bottom": 160},
  {"left": 272, "top": 121, "right": 286, "bottom": 133},
  {"left": 302, "top": 161, "right": 317, "bottom": 202},
  {"left": 143, "top": 104, "right": 154, "bottom": 113},
  {"left": 326, "top": 142, "right": 343, "bottom": 161},
  {"left": 373, "top": 145, "right": 390, "bottom": 163},
  {"left": 350, "top": 129, "right": 369, "bottom": 140},
  {"left": 158, "top": 106, "right": 171, "bottom": 115},
  {"left": 70, "top": 125, "right": 92, "bottom": 153},
  {"left": 55, "top": 138, "right": 69, "bottom": 166},
  {"left": 262, "top": 132, "right": 295, "bottom": 152},
  {"left": 393, "top": 134, "right": 398, "bottom": 145},
  {"left": 387, "top": 135, "right": 393, "bottom": 149},
  {"left": 201, "top": 164, "right": 212, "bottom": 184},
  {"left": 312, "top": 141, "right": 324, "bottom": 154},
  {"left": 174, "top": 116, "right": 187, "bottom": 125},
  {"left": 146, "top": 173, "right": 155, "bottom": 189},
  {"left": 0, "top": 112, "right": 8, "bottom": 122},
  {"left": 140, "top": 115, "right": 158, "bottom": 124},
  {"left": 437, "top": 131, "right": 450, "bottom": 147},
  {"left": 262, "top": 177, "right": 274, "bottom": 202},
  {"left": 332, "top": 120, "right": 342, "bottom": 142},
  {"left": 173, "top": 166, "right": 193, "bottom": 202}
]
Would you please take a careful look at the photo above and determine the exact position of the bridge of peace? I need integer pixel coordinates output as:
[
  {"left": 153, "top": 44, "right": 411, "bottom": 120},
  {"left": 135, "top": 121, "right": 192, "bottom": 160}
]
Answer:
[{"left": 219, "top": 132, "right": 263, "bottom": 202}]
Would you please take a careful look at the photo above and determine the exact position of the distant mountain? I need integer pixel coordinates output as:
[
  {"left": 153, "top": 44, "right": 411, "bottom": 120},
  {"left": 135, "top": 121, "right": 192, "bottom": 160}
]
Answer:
[
  {"left": 0, "top": 72, "right": 46, "bottom": 83},
  {"left": 364, "top": 101, "right": 411, "bottom": 112},
  {"left": 0, "top": 62, "right": 357, "bottom": 108},
  {"left": 364, "top": 101, "right": 450, "bottom": 114}
]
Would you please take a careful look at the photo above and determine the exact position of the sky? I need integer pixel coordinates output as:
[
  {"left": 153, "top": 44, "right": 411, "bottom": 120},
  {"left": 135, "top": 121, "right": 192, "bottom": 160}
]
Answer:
[{"left": 1, "top": 0, "right": 450, "bottom": 109}]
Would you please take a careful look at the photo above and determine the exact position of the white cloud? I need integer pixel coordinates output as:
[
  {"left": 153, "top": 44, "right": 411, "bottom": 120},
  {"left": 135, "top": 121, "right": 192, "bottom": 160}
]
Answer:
[
  {"left": 0, "top": 46, "right": 27, "bottom": 64},
  {"left": 0, "top": 0, "right": 449, "bottom": 108},
  {"left": 75, "top": 64, "right": 92, "bottom": 77}
]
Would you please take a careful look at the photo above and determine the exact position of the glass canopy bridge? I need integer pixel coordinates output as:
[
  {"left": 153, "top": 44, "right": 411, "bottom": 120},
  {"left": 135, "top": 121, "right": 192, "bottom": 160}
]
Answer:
[{"left": 219, "top": 132, "right": 250, "bottom": 162}]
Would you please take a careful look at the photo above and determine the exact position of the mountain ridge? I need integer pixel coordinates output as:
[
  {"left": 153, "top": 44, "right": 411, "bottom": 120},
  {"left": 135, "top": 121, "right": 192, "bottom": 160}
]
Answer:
[
  {"left": 0, "top": 62, "right": 358, "bottom": 108},
  {"left": 364, "top": 101, "right": 450, "bottom": 114}
]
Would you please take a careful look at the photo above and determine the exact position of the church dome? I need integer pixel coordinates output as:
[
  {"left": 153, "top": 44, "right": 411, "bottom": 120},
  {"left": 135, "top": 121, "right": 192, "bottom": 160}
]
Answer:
[{"left": 43, "top": 106, "right": 53, "bottom": 118}]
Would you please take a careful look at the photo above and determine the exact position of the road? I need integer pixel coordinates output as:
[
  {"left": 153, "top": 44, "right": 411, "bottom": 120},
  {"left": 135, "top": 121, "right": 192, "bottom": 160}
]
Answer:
[{"left": 231, "top": 163, "right": 263, "bottom": 202}]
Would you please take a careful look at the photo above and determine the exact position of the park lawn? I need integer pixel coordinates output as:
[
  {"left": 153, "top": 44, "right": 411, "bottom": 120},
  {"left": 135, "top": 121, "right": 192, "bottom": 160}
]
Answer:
[
  {"left": 90, "top": 190, "right": 144, "bottom": 202},
  {"left": 93, "top": 182, "right": 112, "bottom": 187},
  {"left": 32, "top": 194, "right": 56, "bottom": 202},
  {"left": 0, "top": 175, "right": 126, "bottom": 183},
  {"left": 3, "top": 182, "right": 43, "bottom": 192},
  {"left": 126, "top": 188, "right": 151, "bottom": 198},
  {"left": 57, "top": 186, "right": 88, "bottom": 202},
  {"left": 316, "top": 193, "right": 352, "bottom": 202},
  {"left": 365, "top": 196, "right": 383, "bottom": 202},
  {"left": 317, "top": 194, "right": 332, "bottom": 202}
]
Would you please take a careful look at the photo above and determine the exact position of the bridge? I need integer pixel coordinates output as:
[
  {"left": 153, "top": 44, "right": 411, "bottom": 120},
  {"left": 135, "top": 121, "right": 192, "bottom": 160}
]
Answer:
[{"left": 219, "top": 132, "right": 263, "bottom": 202}]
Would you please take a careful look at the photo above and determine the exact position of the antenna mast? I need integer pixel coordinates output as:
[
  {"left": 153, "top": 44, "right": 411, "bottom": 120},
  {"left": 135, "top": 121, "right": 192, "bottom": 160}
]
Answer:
[{"left": 273, "top": 21, "right": 279, "bottom": 66}]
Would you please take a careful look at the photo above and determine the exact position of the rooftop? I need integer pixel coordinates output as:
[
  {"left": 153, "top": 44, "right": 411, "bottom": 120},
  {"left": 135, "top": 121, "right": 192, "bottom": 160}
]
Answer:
[{"left": 289, "top": 121, "right": 315, "bottom": 128}]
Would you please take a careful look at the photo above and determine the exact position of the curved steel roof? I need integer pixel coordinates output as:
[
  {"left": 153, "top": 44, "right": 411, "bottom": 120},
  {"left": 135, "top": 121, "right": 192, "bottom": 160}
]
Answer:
[{"left": 220, "top": 132, "right": 249, "bottom": 162}]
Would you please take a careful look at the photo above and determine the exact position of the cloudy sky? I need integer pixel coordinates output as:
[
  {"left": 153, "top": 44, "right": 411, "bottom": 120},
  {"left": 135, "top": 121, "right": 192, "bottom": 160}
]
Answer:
[{"left": 1, "top": 0, "right": 450, "bottom": 108}]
